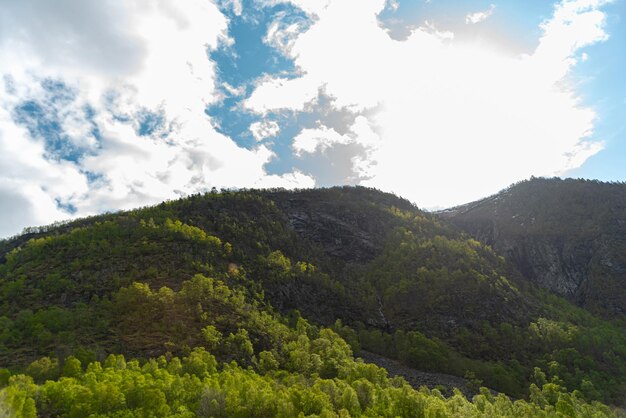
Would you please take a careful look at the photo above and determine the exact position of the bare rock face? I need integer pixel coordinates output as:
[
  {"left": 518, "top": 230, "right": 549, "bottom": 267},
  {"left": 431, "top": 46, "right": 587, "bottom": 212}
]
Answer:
[
  {"left": 442, "top": 178, "right": 626, "bottom": 318},
  {"left": 281, "top": 201, "right": 378, "bottom": 263},
  {"left": 501, "top": 237, "right": 590, "bottom": 297},
  {"left": 267, "top": 188, "right": 415, "bottom": 264}
]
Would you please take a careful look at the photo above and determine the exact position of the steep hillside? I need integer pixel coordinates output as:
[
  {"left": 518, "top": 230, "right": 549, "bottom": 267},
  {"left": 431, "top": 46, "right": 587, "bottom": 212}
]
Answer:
[
  {"left": 441, "top": 177, "right": 626, "bottom": 318},
  {"left": 1, "top": 186, "right": 626, "bottom": 415}
]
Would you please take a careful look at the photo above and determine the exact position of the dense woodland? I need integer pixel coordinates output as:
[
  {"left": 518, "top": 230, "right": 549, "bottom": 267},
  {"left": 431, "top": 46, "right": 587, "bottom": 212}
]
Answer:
[{"left": 1, "top": 180, "right": 625, "bottom": 416}]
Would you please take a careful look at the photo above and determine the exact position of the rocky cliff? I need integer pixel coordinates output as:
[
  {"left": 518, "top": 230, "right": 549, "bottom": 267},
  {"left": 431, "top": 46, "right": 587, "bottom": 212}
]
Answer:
[{"left": 441, "top": 178, "right": 626, "bottom": 317}]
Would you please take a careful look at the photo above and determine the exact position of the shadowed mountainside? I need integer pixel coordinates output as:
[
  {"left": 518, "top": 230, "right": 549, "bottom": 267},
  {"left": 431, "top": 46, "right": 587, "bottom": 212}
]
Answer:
[{"left": 440, "top": 177, "right": 626, "bottom": 318}]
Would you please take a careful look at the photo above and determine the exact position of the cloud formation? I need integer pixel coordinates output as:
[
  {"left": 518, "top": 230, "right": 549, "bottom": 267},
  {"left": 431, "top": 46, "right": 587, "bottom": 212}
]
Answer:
[
  {"left": 250, "top": 120, "right": 280, "bottom": 142},
  {"left": 465, "top": 4, "right": 496, "bottom": 24},
  {"left": 245, "top": 76, "right": 319, "bottom": 114},
  {"left": 249, "top": 0, "right": 610, "bottom": 208},
  {"left": 0, "top": 0, "right": 614, "bottom": 236},
  {"left": 0, "top": 0, "right": 312, "bottom": 237}
]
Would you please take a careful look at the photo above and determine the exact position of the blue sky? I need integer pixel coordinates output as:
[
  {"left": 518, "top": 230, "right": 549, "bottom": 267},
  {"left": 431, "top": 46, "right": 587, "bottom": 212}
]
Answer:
[{"left": 0, "top": 0, "right": 624, "bottom": 236}]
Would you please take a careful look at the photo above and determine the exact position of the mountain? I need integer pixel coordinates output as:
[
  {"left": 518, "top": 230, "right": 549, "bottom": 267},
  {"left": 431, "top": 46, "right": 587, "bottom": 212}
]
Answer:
[
  {"left": 440, "top": 177, "right": 626, "bottom": 318},
  {"left": 1, "top": 185, "right": 625, "bottom": 416}
]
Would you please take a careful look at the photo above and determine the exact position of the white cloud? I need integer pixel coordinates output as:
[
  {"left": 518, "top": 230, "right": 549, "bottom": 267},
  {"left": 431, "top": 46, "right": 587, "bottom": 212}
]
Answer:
[
  {"left": 258, "top": 0, "right": 332, "bottom": 17},
  {"left": 0, "top": 0, "right": 614, "bottom": 237},
  {"left": 249, "top": 0, "right": 610, "bottom": 208},
  {"left": 387, "top": 0, "right": 400, "bottom": 12},
  {"left": 221, "top": 0, "right": 243, "bottom": 16},
  {"left": 292, "top": 125, "right": 351, "bottom": 155},
  {"left": 348, "top": 115, "right": 382, "bottom": 178},
  {"left": 222, "top": 82, "right": 246, "bottom": 97},
  {"left": 245, "top": 76, "right": 319, "bottom": 114},
  {"left": 292, "top": 116, "right": 381, "bottom": 161},
  {"left": 0, "top": 104, "right": 88, "bottom": 237},
  {"left": 533, "top": 0, "right": 609, "bottom": 83},
  {"left": 465, "top": 4, "right": 496, "bottom": 24},
  {"left": 264, "top": 11, "right": 308, "bottom": 56},
  {"left": 250, "top": 120, "right": 280, "bottom": 141},
  {"left": 254, "top": 170, "right": 316, "bottom": 188},
  {"left": 292, "top": 116, "right": 382, "bottom": 181},
  {"left": 0, "top": 0, "right": 312, "bottom": 237}
]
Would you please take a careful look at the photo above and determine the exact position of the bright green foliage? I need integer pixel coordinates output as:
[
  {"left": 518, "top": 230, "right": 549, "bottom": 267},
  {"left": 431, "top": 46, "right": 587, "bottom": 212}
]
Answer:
[
  {"left": 25, "top": 357, "right": 59, "bottom": 383},
  {"left": 61, "top": 356, "right": 82, "bottom": 378},
  {"left": 201, "top": 325, "right": 222, "bottom": 351},
  {"left": 1, "top": 352, "right": 621, "bottom": 417}
]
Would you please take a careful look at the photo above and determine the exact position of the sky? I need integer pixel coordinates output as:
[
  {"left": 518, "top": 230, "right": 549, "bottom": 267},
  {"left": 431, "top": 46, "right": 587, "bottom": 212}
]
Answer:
[{"left": 0, "top": 0, "right": 624, "bottom": 237}]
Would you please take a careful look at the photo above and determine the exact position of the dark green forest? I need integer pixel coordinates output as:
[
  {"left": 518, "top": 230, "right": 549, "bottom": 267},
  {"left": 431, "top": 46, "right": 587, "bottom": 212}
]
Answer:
[
  {"left": 1, "top": 180, "right": 625, "bottom": 416},
  {"left": 444, "top": 177, "right": 626, "bottom": 318}
]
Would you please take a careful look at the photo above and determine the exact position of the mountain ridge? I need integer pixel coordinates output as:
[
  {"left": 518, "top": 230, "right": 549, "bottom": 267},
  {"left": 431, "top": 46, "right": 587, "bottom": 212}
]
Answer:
[
  {"left": 1, "top": 180, "right": 625, "bottom": 415},
  {"left": 441, "top": 177, "right": 626, "bottom": 317}
]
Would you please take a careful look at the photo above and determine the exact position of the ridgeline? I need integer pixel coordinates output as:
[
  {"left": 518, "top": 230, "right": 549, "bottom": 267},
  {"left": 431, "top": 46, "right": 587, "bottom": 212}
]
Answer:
[{"left": 1, "top": 180, "right": 625, "bottom": 416}]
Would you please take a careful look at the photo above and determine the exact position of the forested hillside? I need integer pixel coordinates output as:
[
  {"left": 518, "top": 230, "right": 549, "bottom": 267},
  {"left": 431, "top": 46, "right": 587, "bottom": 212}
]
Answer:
[
  {"left": 1, "top": 185, "right": 625, "bottom": 416},
  {"left": 442, "top": 177, "right": 626, "bottom": 318}
]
